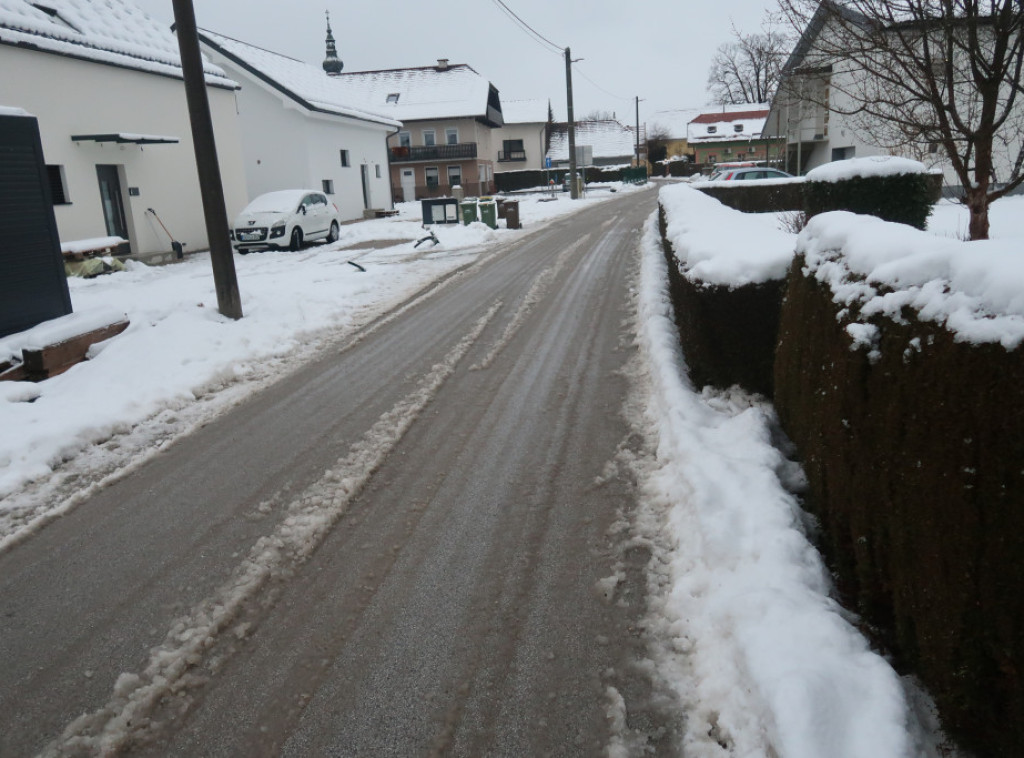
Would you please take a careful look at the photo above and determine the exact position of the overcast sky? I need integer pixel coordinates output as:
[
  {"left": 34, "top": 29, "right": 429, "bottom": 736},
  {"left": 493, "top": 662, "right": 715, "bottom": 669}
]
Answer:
[{"left": 134, "top": 0, "right": 779, "bottom": 125}]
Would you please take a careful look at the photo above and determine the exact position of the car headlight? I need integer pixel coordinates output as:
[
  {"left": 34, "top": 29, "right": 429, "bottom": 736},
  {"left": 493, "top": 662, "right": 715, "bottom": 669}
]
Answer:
[{"left": 270, "top": 224, "right": 286, "bottom": 239}]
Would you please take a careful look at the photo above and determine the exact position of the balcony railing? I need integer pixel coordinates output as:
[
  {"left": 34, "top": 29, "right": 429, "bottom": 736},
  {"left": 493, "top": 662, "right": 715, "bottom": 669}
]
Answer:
[
  {"left": 498, "top": 150, "right": 527, "bottom": 162},
  {"left": 390, "top": 143, "right": 478, "bottom": 163}
]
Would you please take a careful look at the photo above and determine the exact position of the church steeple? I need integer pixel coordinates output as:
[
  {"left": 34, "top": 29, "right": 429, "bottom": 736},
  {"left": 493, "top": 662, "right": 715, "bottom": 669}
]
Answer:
[{"left": 322, "top": 10, "right": 343, "bottom": 76}]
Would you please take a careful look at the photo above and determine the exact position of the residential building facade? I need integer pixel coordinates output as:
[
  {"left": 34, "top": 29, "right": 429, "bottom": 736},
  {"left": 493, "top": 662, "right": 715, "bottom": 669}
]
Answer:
[
  {"left": 686, "top": 106, "right": 783, "bottom": 167},
  {"left": 547, "top": 119, "right": 637, "bottom": 169},
  {"left": 0, "top": 0, "right": 248, "bottom": 259},
  {"left": 491, "top": 99, "right": 552, "bottom": 173},
  {"left": 198, "top": 28, "right": 401, "bottom": 221}
]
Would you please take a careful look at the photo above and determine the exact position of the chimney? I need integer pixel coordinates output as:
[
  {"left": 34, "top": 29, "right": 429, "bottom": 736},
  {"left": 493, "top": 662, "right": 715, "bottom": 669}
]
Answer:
[{"left": 437, "top": 58, "right": 449, "bottom": 70}]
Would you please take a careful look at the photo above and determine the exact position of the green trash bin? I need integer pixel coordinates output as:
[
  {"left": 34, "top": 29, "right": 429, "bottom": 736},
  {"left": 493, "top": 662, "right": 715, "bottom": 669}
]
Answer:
[
  {"left": 478, "top": 200, "right": 497, "bottom": 229},
  {"left": 460, "top": 199, "right": 478, "bottom": 225}
]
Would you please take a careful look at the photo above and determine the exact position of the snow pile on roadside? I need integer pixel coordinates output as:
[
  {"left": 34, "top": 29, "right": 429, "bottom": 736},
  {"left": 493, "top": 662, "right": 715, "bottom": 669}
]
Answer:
[
  {"left": 805, "top": 155, "right": 928, "bottom": 182},
  {"left": 659, "top": 184, "right": 796, "bottom": 287},
  {"left": 635, "top": 211, "right": 937, "bottom": 757},
  {"left": 799, "top": 210, "right": 1024, "bottom": 347}
]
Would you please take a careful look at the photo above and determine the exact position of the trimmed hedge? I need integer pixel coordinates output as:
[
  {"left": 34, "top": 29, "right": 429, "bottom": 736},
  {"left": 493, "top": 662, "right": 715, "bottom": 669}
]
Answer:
[
  {"left": 695, "top": 182, "right": 804, "bottom": 213},
  {"left": 774, "top": 256, "right": 1024, "bottom": 758},
  {"left": 494, "top": 165, "right": 641, "bottom": 193},
  {"left": 658, "top": 206, "right": 784, "bottom": 396},
  {"left": 802, "top": 172, "right": 939, "bottom": 229}
]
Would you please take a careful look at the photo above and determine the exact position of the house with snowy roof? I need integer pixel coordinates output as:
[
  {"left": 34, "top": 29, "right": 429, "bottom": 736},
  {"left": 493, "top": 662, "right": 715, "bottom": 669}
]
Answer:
[
  {"left": 334, "top": 58, "right": 504, "bottom": 201},
  {"left": 546, "top": 119, "right": 637, "bottom": 169},
  {"left": 686, "top": 106, "right": 782, "bottom": 167},
  {"left": 647, "top": 108, "right": 702, "bottom": 162},
  {"left": 197, "top": 19, "right": 402, "bottom": 221},
  {"left": 0, "top": 0, "right": 248, "bottom": 260},
  {"left": 491, "top": 99, "right": 552, "bottom": 173}
]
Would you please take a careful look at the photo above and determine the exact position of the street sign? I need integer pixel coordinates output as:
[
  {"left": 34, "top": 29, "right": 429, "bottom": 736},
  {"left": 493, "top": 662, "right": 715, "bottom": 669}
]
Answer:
[{"left": 545, "top": 156, "right": 551, "bottom": 169}]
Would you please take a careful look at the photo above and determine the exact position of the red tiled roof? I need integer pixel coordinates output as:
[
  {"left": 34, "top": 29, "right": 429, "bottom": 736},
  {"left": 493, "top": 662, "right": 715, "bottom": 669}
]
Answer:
[{"left": 691, "top": 110, "right": 769, "bottom": 124}]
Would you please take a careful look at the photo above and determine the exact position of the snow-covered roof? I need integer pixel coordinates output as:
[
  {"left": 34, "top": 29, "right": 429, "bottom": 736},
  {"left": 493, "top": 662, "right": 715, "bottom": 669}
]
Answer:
[
  {"left": 547, "top": 119, "right": 636, "bottom": 162},
  {"left": 0, "top": 0, "right": 234, "bottom": 88},
  {"left": 500, "top": 99, "right": 549, "bottom": 125},
  {"left": 648, "top": 108, "right": 702, "bottom": 139},
  {"left": 198, "top": 30, "right": 402, "bottom": 128},
  {"left": 339, "top": 62, "right": 503, "bottom": 126},
  {"left": 687, "top": 106, "right": 770, "bottom": 143}
]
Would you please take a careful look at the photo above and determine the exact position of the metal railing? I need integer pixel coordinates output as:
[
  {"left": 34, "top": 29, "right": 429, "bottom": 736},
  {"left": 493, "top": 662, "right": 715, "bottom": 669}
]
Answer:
[
  {"left": 497, "top": 150, "right": 527, "bottom": 162},
  {"left": 390, "top": 143, "right": 478, "bottom": 163}
]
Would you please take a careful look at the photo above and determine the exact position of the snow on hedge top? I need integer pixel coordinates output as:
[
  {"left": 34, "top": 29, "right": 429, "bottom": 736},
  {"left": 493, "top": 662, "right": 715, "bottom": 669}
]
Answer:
[
  {"left": 0, "top": 0, "right": 234, "bottom": 87},
  {"left": 805, "top": 155, "right": 927, "bottom": 182},
  {"left": 659, "top": 184, "right": 796, "bottom": 287},
  {"left": 799, "top": 210, "right": 1024, "bottom": 347}
]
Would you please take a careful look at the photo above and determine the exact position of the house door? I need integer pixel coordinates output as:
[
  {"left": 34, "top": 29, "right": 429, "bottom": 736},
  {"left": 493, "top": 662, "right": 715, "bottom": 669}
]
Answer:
[
  {"left": 478, "top": 164, "right": 488, "bottom": 194},
  {"left": 400, "top": 168, "right": 415, "bottom": 202},
  {"left": 96, "top": 165, "right": 130, "bottom": 254},
  {"left": 361, "top": 164, "right": 372, "bottom": 209}
]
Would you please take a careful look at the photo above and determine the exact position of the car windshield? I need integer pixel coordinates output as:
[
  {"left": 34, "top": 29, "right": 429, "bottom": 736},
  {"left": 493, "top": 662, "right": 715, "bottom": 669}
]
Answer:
[{"left": 244, "top": 191, "right": 305, "bottom": 214}]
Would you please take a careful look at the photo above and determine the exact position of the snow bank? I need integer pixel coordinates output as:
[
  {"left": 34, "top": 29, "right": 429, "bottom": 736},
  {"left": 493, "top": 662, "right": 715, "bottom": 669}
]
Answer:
[
  {"left": 805, "top": 156, "right": 927, "bottom": 182},
  {"left": 637, "top": 211, "right": 928, "bottom": 758},
  {"left": 799, "top": 210, "right": 1024, "bottom": 347},
  {"left": 659, "top": 184, "right": 796, "bottom": 286}
]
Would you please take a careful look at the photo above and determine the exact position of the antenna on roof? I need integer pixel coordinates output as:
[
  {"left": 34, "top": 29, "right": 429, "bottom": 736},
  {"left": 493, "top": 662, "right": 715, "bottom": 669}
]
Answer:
[{"left": 323, "top": 9, "right": 344, "bottom": 76}]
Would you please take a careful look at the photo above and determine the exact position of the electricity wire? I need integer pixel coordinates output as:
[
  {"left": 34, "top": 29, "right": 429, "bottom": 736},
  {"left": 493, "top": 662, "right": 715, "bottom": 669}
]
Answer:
[{"left": 488, "top": 0, "right": 563, "bottom": 55}]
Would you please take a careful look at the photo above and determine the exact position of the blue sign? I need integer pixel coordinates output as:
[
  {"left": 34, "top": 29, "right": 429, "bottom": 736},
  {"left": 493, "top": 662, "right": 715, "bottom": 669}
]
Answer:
[{"left": 545, "top": 156, "right": 552, "bottom": 169}]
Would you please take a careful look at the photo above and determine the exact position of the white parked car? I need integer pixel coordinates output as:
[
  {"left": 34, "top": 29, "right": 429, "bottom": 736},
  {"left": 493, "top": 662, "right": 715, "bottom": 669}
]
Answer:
[{"left": 231, "top": 190, "right": 340, "bottom": 253}]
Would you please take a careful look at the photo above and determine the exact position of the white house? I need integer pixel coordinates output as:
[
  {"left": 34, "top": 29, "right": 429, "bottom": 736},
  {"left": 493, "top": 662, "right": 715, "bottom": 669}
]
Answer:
[
  {"left": 0, "top": 0, "right": 248, "bottom": 259},
  {"left": 197, "top": 24, "right": 402, "bottom": 221},
  {"left": 491, "top": 99, "right": 552, "bottom": 173},
  {"left": 547, "top": 119, "right": 637, "bottom": 169}
]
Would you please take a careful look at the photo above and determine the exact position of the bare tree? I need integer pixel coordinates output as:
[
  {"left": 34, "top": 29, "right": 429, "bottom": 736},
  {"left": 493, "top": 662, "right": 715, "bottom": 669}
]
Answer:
[
  {"left": 706, "top": 21, "right": 789, "bottom": 105},
  {"left": 582, "top": 109, "right": 616, "bottom": 121},
  {"left": 646, "top": 124, "right": 672, "bottom": 164},
  {"left": 776, "top": 0, "right": 1024, "bottom": 240}
]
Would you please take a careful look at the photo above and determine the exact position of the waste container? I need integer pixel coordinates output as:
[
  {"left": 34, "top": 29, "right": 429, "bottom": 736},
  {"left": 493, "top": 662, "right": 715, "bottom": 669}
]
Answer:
[
  {"left": 478, "top": 199, "right": 498, "bottom": 229},
  {"left": 496, "top": 199, "right": 507, "bottom": 219},
  {"left": 460, "top": 199, "right": 478, "bottom": 225},
  {"left": 504, "top": 200, "right": 521, "bottom": 229}
]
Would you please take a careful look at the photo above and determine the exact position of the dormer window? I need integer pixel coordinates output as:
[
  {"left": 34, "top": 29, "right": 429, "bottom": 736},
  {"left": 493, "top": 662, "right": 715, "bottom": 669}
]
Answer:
[
  {"left": 707, "top": 126, "right": 717, "bottom": 134},
  {"left": 386, "top": 93, "right": 400, "bottom": 104},
  {"left": 31, "top": 3, "right": 79, "bottom": 31},
  {"left": 734, "top": 124, "right": 743, "bottom": 133}
]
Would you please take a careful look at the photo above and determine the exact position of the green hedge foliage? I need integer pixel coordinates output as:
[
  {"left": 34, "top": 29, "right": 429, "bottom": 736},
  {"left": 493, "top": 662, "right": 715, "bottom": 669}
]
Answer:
[{"left": 802, "top": 172, "right": 935, "bottom": 229}]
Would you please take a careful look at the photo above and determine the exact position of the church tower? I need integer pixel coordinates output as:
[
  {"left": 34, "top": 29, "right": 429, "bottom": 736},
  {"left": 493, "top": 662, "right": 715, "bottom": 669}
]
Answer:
[{"left": 322, "top": 10, "right": 344, "bottom": 76}]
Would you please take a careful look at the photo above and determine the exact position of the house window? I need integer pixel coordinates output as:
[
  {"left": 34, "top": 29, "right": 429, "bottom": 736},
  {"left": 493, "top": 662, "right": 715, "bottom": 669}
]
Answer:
[
  {"left": 423, "top": 130, "right": 436, "bottom": 147},
  {"left": 445, "top": 128, "right": 458, "bottom": 145},
  {"left": 928, "top": 141, "right": 939, "bottom": 154},
  {"left": 340, "top": 149, "right": 350, "bottom": 167},
  {"left": 425, "top": 166, "right": 439, "bottom": 187},
  {"left": 322, "top": 179, "right": 335, "bottom": 194},
  {"left": 707, "top": 126, "right": 717, "bottom": 134},
  {"left": 733, "top": 124, "right": 743, "bottom": 133},
  {"left": 386, "top": 93, "right": 400, "bottom": 104},
  {"left": 398, "top": 131, "right": 411, "bottom": 148},
  {"left": 375, "top": 164, "right": 382, "bottom": 178},
  {"left": 723, "top": 147, "right": 732, "bottom": 155},
  {"left": 500, "top": 139, "right": 525, "bottom": 161},
  {"left": 46, "top": 165, "right": 70, "bottom": 204},
  {"left": 447, "top": 165, "right": 462, "bottom": 187}
]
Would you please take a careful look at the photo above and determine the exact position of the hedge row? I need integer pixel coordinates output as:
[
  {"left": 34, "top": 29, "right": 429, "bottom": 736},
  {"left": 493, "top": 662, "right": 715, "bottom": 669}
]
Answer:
[{"left": 494, "top": 165, "right": 643, "bottom": 193}]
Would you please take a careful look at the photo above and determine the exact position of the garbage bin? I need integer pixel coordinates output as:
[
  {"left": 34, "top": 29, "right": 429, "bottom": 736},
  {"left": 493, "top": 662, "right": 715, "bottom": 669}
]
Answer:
[
  {"left": 460, "top": 199, "right": 478, "bottom": 225},
  {"left": 504, "top": 200, "right": 521, "bottom": 230},
  {"left": 496, "top": 199, "right": 507, "bottom": 219},
  {"left": 478, "top": 200, "right": 498, "bottom": 229}
]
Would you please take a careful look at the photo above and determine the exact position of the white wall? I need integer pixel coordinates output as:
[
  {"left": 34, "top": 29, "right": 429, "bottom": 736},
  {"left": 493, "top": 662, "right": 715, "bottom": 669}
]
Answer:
[
  {"left": 491, "top": 122, "right": 547, "bottom": 172},
  {"left": 0, "top": 44, "right": 247, "bottom": 256},
  {"left": 208, "top": 56, "right": 396, "bottom": 221}
]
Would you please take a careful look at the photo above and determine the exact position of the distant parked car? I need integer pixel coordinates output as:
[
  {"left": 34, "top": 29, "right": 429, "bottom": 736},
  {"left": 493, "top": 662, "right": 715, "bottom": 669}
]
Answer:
[
  {"left": 230, "top": 190, "right": 340, "bottom": 253},
  {"left": 707, "top": 167, "right": 793, "bottom": 181}
]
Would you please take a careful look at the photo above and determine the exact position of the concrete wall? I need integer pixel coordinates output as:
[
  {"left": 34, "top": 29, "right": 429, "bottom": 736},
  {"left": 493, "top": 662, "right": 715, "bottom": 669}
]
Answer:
[
  {"left": 491, "top": 122, "right": 547, "bottom": 172},
  {"left": 0, "top": 44, "right": 248, "bottom": 257}
]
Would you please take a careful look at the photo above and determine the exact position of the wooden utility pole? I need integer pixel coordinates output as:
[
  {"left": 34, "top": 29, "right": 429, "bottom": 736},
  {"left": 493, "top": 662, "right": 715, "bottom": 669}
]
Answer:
[
  {"left": 565, "top": 47, "right": 578, "bottom": 200},
  {"left": 171, "top": 0, "right": 242, "bottom": 319}
]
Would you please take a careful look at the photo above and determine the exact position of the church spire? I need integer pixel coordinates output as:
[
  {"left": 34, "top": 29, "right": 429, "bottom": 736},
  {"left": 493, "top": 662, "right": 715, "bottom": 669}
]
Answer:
[{"left": 322, "top": 10, "right": 343, "bottom": 76}]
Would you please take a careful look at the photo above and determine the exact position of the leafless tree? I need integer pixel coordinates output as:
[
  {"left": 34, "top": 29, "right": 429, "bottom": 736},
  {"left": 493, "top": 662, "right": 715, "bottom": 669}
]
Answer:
[
  {"left": 706, "top": 21, "right": 789, "bottom": 105},
  {"left": 646, "top": 124, "right": 673, "bottom": 164},
  {"left": 775, "top": 0, "right": 1024, "bottom": 240}
]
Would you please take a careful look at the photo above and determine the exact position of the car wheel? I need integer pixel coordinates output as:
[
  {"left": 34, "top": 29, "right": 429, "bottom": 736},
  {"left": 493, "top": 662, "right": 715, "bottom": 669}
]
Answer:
[
  {"left": 328, "top": 221, "right": 340, "bottom": 243},
  {"left": 290, "top": 227, "right": 303, "bottom": 251}
]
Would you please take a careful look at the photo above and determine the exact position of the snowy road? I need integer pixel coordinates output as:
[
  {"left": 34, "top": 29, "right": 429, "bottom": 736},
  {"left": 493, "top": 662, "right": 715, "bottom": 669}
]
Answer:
[{"left": 0, "top": 188, "right": 680, "bottom": 756}]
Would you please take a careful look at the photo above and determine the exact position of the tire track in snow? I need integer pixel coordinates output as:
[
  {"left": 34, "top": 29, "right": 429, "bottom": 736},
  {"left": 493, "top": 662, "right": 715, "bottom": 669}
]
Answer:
[
  {"left": 469, "top": 234, "right": 592, "bottom": 372},
  {"left": 41, "top": 301, "right": 504, "bottom": 758}
]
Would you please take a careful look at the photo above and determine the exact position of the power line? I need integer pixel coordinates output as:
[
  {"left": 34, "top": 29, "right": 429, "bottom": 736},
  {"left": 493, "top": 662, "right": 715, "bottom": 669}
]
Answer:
[
  {"left": 571, "top": 63, "right": 632, "bottom": 102},
  {"left": 488, "top": 0, "right": 563, "bottom": 55}
]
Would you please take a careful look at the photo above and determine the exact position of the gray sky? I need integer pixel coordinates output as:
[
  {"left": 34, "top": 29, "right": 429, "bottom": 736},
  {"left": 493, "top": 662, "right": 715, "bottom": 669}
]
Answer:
[{"left": 134, "top": 0, "right": 778, "bottom": 125}]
